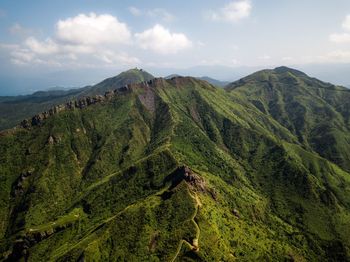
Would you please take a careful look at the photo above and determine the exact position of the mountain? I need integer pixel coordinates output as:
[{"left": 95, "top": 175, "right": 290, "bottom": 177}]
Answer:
[
  {"left": 166, "top": 75, "right": 228, "bottom": 87},
  {"left": 165, "top": 74, "right": 183, "bottom": 79},
  {"left": 197, "top": 76, "right": 229, "bottom": 87},
  {"left": 82, "top": 68, "right": 154, "bottom": 96},
  {"left": 1, "top": 70, "right": 350, "bottom": 261},
  {"left": 0, "top": 69, "right": 154, "bottom": 131},
  {"left": 227, "top": 66, "right": 350, "bottom": 171},
  {"left": 0, "top": 87, "right": 90, "bottom": 131}
]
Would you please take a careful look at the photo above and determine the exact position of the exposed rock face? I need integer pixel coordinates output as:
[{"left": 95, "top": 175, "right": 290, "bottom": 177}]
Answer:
[
  {"left": 138, "top": 86, "right": 156, "bottom": 113},
  {"left": 11, "top": 171, "right": 33, "bottom": 197},
  {"left": 181, "top": 166, "right": 206, "bottom": 192},
  {"left": 19, "top": 78, "right": 167, "bottom": 130},
  {"left": 19, "top": 86, "right": 133, "bottom": 129},
  {"left": 232, "top": 209, "right": 240, "bottom": 219},
  {"left": 20, "top": 119, "right": 31, "bottom": 129},
  {"left": 4, "top": 224, "right": 70, "bottom": 262},
  {"left": 47, "top": 136, "right": 54, "bottom": 145},
  {"left": 165, "top": 166, "right": 206, "bottom": 192}
]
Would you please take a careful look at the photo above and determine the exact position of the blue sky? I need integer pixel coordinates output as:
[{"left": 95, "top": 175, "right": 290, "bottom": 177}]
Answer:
[{"left": 1, "top": 0, "right": 350, "bottom": 94}]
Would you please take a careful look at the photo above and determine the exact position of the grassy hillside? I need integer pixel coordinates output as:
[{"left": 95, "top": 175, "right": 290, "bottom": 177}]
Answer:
[
  {"left": 0, "top": 72, "right": 350, "bottom": 261},
  {"left": 227, "top": 66, "right": 350, "bottom": 172},
  {"left": 82, "top": 68, "right": 155, "bottom": 96},
  {"left": 0, "top": 88, "right": 88, "bottom": 131}
]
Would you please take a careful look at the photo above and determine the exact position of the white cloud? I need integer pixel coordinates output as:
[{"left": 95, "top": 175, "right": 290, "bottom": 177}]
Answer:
[
  {"left": 56, "top": 13, "right": 131, "bottom": 45},
  {"left": 11, "top": 36, "right": 139, "bottom": 67},
  {"left": 198, "top": 58, "right": 239, "bottom": 67},
  {"left": 128, "top": 6, "right": 142, "bottom": 16},
  {"left": 210, "top": 0, "right": 252, "bottom": 23},
  {"left": 342, "top": 15, "right": 350, "bottom": 31},
  {"left": 231, "top": 44, "right": 239, "bottom": 50},
  {"left": 147, "top": 9, "right": 174, "bottom": 22},
  {"left": 11, "top": 49, "right": 35, "bottom": 64},
  {"left": 128, "top": 7, "right": 174, "bottom": 22},
  {"left": 329, "top": 33, "right": 350, "bottom": 43},
  {"left": 259, "top": 54, "right": 271, "bottom": 60},
  {"left": 321, "top": 50, "right": 350, "bottom": 63},
  {"left": 0, "top": 43, "right": 20, "bottom": 50},
  {"left": 300, "top": 50, "right": 350, "bottom": 64},
  {"left": 6, "top": 13, "right": 141, "bottom": 67},
  {"left": 197, "top": 41, "right": 206, "bottom": 47},
  {"left": 8, "top": 23, "right": 41, "bottom": 38},
  {"left": 95, "top": 50, "right": 141, "bottom": 65},
  {"left": 135, "top": 24, "right": 192, "bottom": 54},
  {"left": 329, "top": 15, "right": 350, "bottom": 44},
  {"left": 6, "top": 12, "right": 194, "bottom": 68},
  {"left": 282, "top": 56, "right": 294, "bottom": 62},
  {"left": 9, "top": 23, "right": 28, "bottom": 36},
  {"left": 25, "top": 37, "right": 60, "bottom": 55},
  {"left": 61, "top": 44, "right": 95, "bottom": 54}
]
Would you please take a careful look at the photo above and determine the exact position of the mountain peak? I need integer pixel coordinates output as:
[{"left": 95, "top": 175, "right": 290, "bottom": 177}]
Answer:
[
  {"left": 123, "top": 67, "right": 147, "bottom": 74},
  {"left": 85, "top": 68, "right": 155, "bottom": 96},
  {"left": 114, "top": 68, "right": 153, "bottom": 79},
  {"left": 226, "top": 66, "right": 344, "bottom": 92},
  {"left": 273, "top": 66, "right": 307, "bottom": 76}
]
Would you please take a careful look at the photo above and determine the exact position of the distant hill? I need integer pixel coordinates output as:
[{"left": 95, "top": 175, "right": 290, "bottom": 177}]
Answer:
[
  {"left": 227, "top": 66, "right": 350, "bottom": 171},
  {"left": 166, "top": 74, "right": 229, "bottom": 87},
  {"left": 197, "top": 76, "right": 229, "bottom": 87},
  {"left": 165, "top": 74, "right": 182, "bottom": 79},
  {"left": 82, "top": 68, "right": 154, "bottom": 96},
  {"left": 0, "top": 87, "right": 89, "bottom": 130},
  {"left": 0, "top": 68, "right": 154, "bottom": 130}
]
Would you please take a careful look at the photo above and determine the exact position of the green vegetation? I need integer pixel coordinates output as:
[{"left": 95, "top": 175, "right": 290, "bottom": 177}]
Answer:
[
  {"left": 0, "top": 68, "right": 154, "bottom": 131},
  {"left": 227, "top": 66, "right": 350, "bottom": 171},
  {"left": 1, "top": 67, "right": 350, "bottom": 261},
  {"left": 0, "top": 88, "right": 87, "bottom": 131}
]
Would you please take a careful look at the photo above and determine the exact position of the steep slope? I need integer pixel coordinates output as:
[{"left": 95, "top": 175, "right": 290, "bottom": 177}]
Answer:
[
  {"left": 82, "top": 68, "right": 155, "bottom": 96},
  {"left": 0, "top": 68, "right": 154, "bottom": 131},
  {"left": 0, "top": 75, "right": 350, "bottom": 261},
  {"left": 0, "top": 87, "right": 89, "bottom": 131},
  {"left": 227, "top": 66, "right": 350, "bottom": 171}
]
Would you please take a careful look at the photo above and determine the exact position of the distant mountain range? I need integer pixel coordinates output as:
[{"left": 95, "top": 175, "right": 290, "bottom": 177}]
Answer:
[
  {"left": 166, "top": 74, "right": 229, "bottom": 87},
  {"left": 2, "top": 63, "right": 350, "bottom": 96},
  {"left": 1, "top": 66, "right": 350, "bottom": 261}
]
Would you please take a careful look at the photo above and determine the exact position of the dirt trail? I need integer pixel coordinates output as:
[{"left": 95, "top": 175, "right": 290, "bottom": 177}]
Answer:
[{"left": 170, "top": 190, "right": 201, "bottom": 262}]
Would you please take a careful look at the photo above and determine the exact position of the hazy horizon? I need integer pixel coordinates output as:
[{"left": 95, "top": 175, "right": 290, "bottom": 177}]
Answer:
[{"left": 1, "top": 0, "right": 350, "bottom": 94}]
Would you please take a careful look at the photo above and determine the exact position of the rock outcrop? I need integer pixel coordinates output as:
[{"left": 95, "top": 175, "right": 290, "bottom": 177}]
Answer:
[
  {"left": 164, "top": 166, "right": 207, "bottom": 192},
  {"left": 19, "top": 79, "right": 167, "bottom": 130},
  {"left": 11, "top": 171, "right": 33, "bottom": 197}
]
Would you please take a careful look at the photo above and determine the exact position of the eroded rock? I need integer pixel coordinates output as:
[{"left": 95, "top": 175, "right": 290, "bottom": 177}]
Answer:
[{"left": 165, "top": 166, "right": 207, "bottom": 192}]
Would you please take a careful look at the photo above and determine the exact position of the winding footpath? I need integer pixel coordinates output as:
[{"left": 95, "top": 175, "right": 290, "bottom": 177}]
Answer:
[{"left": 170, "top": 190, "right": 201, "bottom": 262}]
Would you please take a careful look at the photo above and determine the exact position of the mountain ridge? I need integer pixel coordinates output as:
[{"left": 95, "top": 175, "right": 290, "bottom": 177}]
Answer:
[
  {"left": 0, "top": 68, "right": 155, "bottom": 131},
  {"left": 1, "top": 68, "right": 350, "bottom": 261},
  {"left": 227, "top": 66, "right": 350, "bottom": 172}
]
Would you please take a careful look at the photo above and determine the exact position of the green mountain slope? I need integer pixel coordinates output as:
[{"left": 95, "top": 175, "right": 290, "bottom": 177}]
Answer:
[
  {"left": 81, "top": 68, "right": 155, "bottom": 97},
  {"left": 0, "top": 68, "right": 154, "bottom": 131},
  {"left": 0, "top": 88, "right": 89, "bottom": 131},
  {"left": 227, "top": 66, "right": 350, "bottom": 172},
  {"left": 0, "top": 73, "right": 350, "bottom": 261},
  {"left": 166, "top": 75, "right": 229, "bottom": 87}
]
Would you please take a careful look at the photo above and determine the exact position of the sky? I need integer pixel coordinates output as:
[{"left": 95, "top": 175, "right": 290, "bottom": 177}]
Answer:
[{"left": 1, "top": 0, "right": 350, "bottom": 95}]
